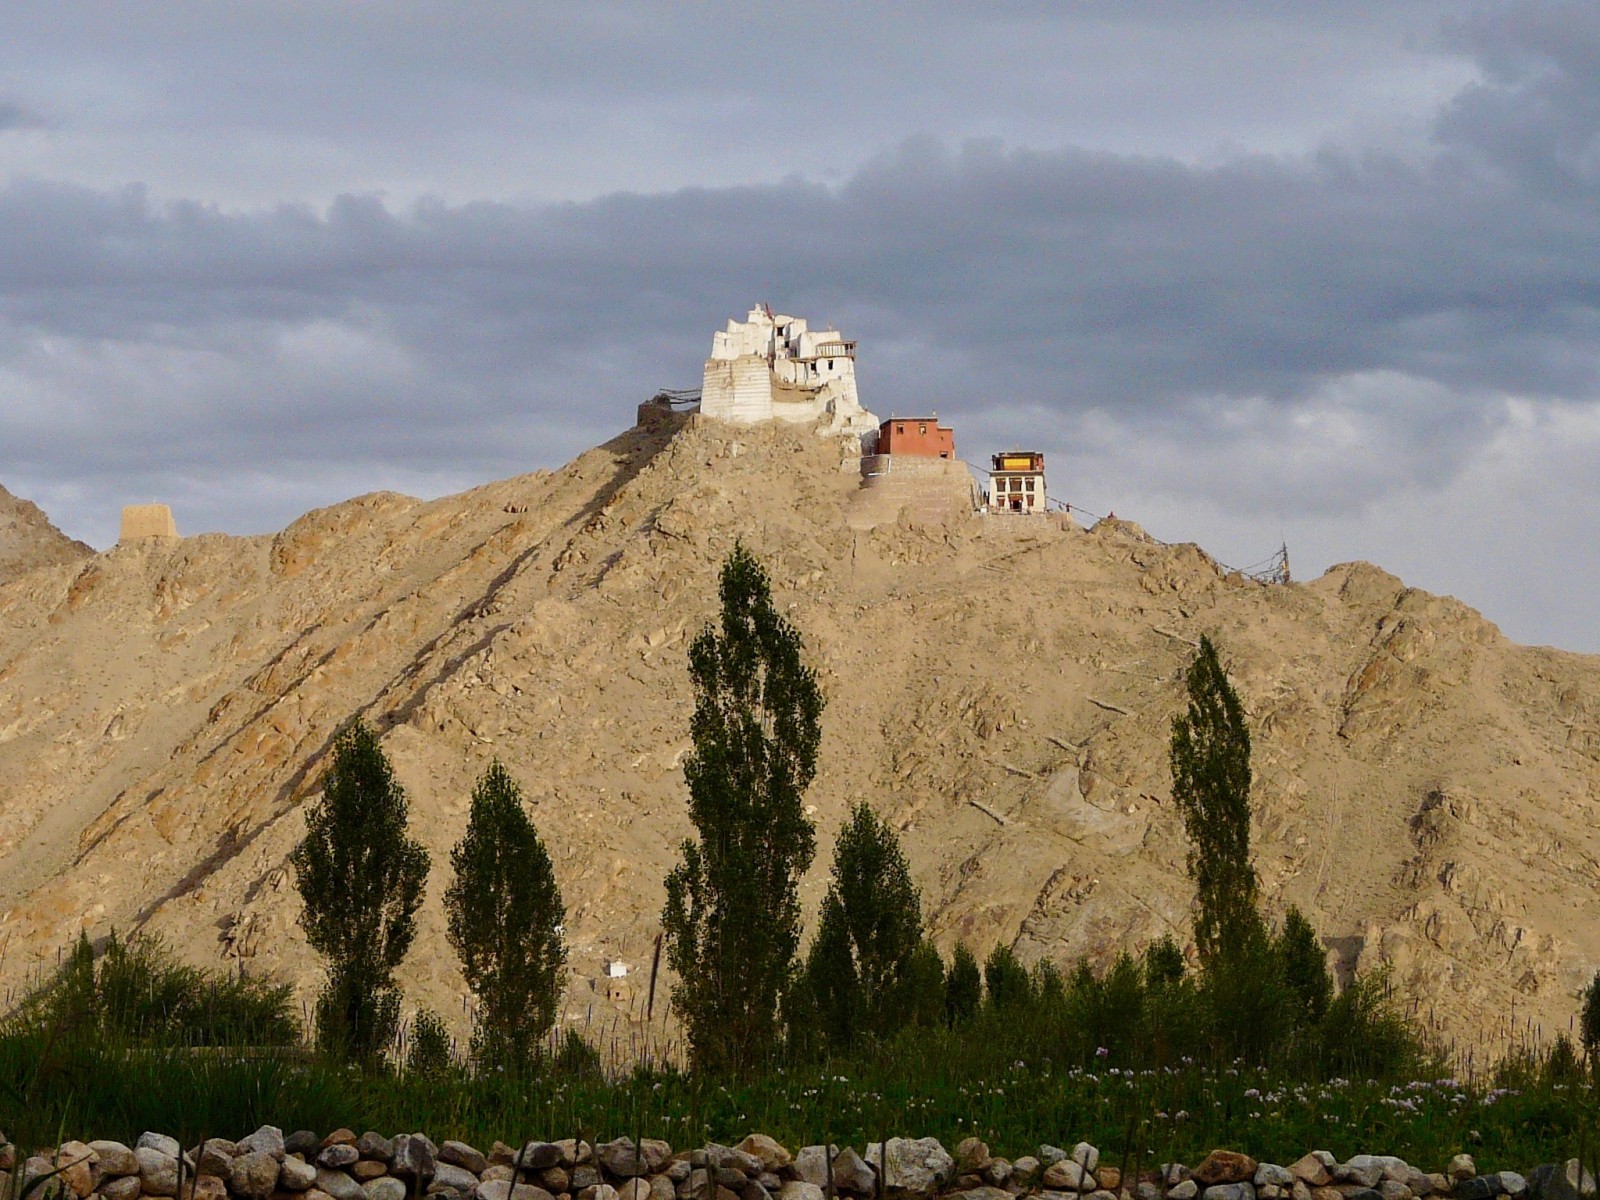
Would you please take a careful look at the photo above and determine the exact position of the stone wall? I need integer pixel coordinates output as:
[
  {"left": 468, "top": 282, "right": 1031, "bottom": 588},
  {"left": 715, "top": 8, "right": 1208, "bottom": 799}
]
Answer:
[{"left": 4, "top": 1129, "right": 1590, "bottom": 1200}]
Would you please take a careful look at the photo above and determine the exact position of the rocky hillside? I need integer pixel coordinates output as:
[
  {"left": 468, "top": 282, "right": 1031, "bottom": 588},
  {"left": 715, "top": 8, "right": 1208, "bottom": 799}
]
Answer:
[
  {"left": 1, "top": 412, "right": 1597, "bottom": 1052},
  {"left": 0, "top": 483, "right": 91, "bottom": 582}
]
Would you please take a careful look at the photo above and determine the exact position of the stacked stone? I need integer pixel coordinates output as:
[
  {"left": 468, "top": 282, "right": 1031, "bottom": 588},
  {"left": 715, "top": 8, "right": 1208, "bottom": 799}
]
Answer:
[{"left": 0, "top": 1130, "right": 1593, "bottom": 1200}]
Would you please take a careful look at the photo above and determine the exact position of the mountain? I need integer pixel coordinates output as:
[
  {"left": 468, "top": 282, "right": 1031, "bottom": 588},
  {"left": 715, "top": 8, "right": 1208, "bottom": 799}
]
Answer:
[
  {"left": 0, "top": 483, "right": 92, "bottom": 582},
  {"left": 1, "top": 411, "right": 1596, "bottom": 1053}
]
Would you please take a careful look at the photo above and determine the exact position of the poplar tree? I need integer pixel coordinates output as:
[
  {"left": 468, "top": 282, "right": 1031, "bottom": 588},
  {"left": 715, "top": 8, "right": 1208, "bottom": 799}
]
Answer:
[
  {"left": 1169, "top": 635, "right": 1262, "bottom": 966},
  {"left": 292, "top": 718, "right": 429, "bottom": 1059},
  {"left": 802, "top": 802, "right": 925, "bottom": 1049},
  {"left": 662, "top": 543, "right": 822, "bottom": 1073},
  {"left": 445, "top": 760, "right": 567, "bottom": 1067}
]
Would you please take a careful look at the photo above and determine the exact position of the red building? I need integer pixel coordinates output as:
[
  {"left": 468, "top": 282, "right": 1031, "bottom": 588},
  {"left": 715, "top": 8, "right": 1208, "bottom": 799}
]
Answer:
[{"left": 878, "top": 415, "right": 955, "bottom": 459}]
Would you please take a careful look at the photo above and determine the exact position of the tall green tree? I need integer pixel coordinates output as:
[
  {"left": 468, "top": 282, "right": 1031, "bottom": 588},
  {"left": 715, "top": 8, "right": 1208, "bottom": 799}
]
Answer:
[
  {"left": 1170, "top": 635, "right": 1263, "bottom": 966},
  {"left": 801, "top": 802, "right": 925, "bottom": 1050},
  {"left": 292, "top": 718, "right": 429, "bottom": 1059},
  {"left": 445, "top": 761, "right": 567, "bottom": 1067},
  {"left": 662, "top": 544, "right": 823, "bottom": 1073}
]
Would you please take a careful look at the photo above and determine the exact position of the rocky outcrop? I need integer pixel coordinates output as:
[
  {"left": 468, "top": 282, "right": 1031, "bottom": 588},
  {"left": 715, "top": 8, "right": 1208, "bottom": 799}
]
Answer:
[{"left": 0, "top": 482, "right": 91, "bottom": 581}]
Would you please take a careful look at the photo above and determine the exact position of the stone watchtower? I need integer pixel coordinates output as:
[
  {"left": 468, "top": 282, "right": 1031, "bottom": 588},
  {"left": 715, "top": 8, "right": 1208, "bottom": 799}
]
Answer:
[{"left": 119, "top": 504, "right": 179, "bottom": 541}]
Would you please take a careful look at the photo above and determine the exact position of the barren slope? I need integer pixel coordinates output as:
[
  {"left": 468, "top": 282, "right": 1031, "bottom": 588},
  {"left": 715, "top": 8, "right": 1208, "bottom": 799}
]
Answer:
[{"left": 1, "top": 412, "right": 1597, "bottom": 1053}]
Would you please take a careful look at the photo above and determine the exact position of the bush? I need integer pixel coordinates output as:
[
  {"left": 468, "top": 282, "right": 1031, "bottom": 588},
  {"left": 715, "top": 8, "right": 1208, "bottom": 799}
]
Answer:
[
  {"left": 405, "top": 1008, "right": 454, "bottom": 1078},
  {"left": 945, "top": 943, "right": 982, "bottom": 1028},
  {"left": 13, "top": 930, "right": 297, "bottom": 1047}
]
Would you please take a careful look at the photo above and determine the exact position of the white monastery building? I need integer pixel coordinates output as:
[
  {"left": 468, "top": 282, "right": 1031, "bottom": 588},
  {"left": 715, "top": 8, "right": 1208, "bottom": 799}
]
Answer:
[{"left": 701, "top": 305, "right": 880, "bottom": 438}]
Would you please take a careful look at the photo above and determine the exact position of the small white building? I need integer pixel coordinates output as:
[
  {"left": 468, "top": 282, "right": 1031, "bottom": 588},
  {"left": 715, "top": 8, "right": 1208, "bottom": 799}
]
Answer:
[{"left": 701, "top": 304, "right": 879, "bottom": 438}]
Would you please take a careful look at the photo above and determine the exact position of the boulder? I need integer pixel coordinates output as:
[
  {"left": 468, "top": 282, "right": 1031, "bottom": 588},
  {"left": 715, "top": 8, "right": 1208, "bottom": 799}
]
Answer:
[
  {"left": 102, "top": 1176, "right": 143, "bottom": 1200},
  {"left": 1196, "top": 1155, "right": 1259, "bottom": 1188},
  {"left": 1039, "top": 1148, "right": 1070, "bottom": 1168},
  {"left": 1097, "top": 1168, "right": 1121, "bottom": 1191},
  {"left": 865, "top": 1138, "right": 954, "bottom": 1197},
  {"left": 237, "top": 1131, "right": 287, "bottom": 1164},
  {"left": 439, "top": 1147, "right": 488, "bottom": 1178},
  {"left": 475, "top": 1183, "right": 555, "bottom": 1200},
  {"left": 24, "top": 1156, "right": 66, "bottom": 1200},
  {"left": 482, "top": 1169, "right": 513, "bottom": 1186},
  {"left": 1290, "top": 1157, "right": 1335, "bottom": 1187},
  {"left": 282, "top": 1159, "right": 319, "bottom": 1191},
  {"left": 1042, "top": 1162, "right": 1090, "bottom": 1191},
  {"left": 137, "top": 1137, "right": 182, "bottom": 1162},
  {"left": 1201, "top": 1185, "right": 1255, "bottom": 1200},
  {"left": 316, "top": 1169, "right": 367, "bottom": 1200},
  {"left": 191, "top": 1178, "right": 228, "bottom": 1200},
  {"left": 1073, "top": 1147, "right": 1099, "bottom": 1176},
  {"left": 392, "top": 1136, "right": 436, "bottom": 1188},
  {"left": 323, "top": 1136, "right": 358, "bottom": 1151},
  {"left": 739, "top": 1183, "right": 770, "bottom": 1200},
  {"left": 56, "top": 1141, "right": 97, "bottom": 1198},
  {"left": 286, "top": 1135, "right": 322, "bottom": 1160},
  {"left": 430, "top": 1164, "right": 482, "bottom": 1195},
  {"left": 649, "top": 1177, "right": 676, "bottom": 1200},
  {"left": 516, "top": 1147, "right": 564, "bottom": 1174},
  {"left": 363, "top": 1179, "right": 408, "bottom": 1200},
  {"left": 232, "top": 1152, "right": 284, "bottom": 1200},
  {"left": 1500, "top": 1174, "right": 1528, "bottom": 1198},
  {"left": 777, "top": 1185, "right": 824, "bottom": 1200},
  {"left": 1527, "top": 1162, "right": 1598, "bottom": 1200},
  {"left": 955, "top": 1142, "right": 991, "bottom": 1177},
  {"left": 950, "top": 1190, "right": 1011, "bottom": 1200},
  {"left": 1012, "top": 1159, "right": 1042, "bottom": 1187},
  {"left": 830, "top": 1149, "right": 876, "bottom": 1196},
  {"left": 1339, "top": 1160, "right": 1394, "bottom": 1189},
  {"left": 736, "top": 1140, "right": 792, "bottom": 1174},
  {"left": 1257, "top": 1168, "right": 1295, "bottom": 1189},
  {"left": 198, "top": 1141, "right": 240, "bottom": 1178},
  {"left": 792, "top": 1150, "right": 832, "bottom": 1191},
  {"left": 356, "top": 1138, "right": 395, "bottom": 1167},
  {"left": 1449, "top": 1159, "right": 1477, "bottom": 1184},
  {"left": 320, "top": 1149, "right": 362, "bottom": 1171},
  {"left": 983, "top": 1161, "right": 1012, "bottom": 1188},
  {"left": 1168, "top": 1183, "right": 1198, "bottom": 1200},
  {"left": 1455, "top": 1179, "right": 1494, "bottom": 1200},
  {"left": 136, "top": 1148, "right": 180, "bottom": 1197},
  {"left": 1376, "top": 1183, "right": 1409, "bottom": 1200},
  {"left": 616, "top": 1182, "right": 651, "bottom": 1200},
  {"left": 1340, "top": 1190, "right": 1382, "bottom": 1200},
  {"left": 538, "top": 1169, "right": 570, "bottom": 1192},
  {"left": 353, "top": 1164, "right": 391, "bottom": 1183}
]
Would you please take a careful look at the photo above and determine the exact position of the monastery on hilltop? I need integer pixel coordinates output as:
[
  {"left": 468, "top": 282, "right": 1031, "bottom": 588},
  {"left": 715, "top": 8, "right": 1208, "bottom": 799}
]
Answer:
[
  {"left": 677, "top": 303, "right": 1054, "bottom": 528},
  {"left": 700, "top": 305, "right": 880, "bottom": 438}
]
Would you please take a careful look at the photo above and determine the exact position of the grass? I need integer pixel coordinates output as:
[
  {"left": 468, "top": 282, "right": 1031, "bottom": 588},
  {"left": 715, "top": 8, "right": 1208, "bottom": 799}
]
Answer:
[{"left": 3, "top": 1022, "right": 1595, "bottom": 1178}]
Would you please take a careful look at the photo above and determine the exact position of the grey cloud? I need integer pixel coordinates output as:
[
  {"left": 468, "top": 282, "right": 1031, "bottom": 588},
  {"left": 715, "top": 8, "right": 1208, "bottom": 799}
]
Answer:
[
  {"left": 1, "top": 4, "right": 1598, "bottom": 650},
  {"left": 0, "top": 100, "right": 45, "bottom": 131}
]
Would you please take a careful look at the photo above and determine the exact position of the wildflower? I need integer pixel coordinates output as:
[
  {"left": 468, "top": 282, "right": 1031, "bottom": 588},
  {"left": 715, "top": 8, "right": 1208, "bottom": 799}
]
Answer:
[{"left": 1096, "top": 1046, "right": 1110, "bottom": 1057}]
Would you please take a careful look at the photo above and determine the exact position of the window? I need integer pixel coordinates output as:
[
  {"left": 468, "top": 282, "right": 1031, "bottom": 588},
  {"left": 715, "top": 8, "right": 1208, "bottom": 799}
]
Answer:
[
  {"left": 919, "top": 423, "right": 927, "bottom": 434},
  {"left": 1025, "top": 478, "right": 1035, "bottom": 492}
]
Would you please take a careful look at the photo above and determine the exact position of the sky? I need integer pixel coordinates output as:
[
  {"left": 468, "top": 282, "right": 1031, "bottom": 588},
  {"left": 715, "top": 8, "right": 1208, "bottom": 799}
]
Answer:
[{"left": 1, "top": 2, "right": 1597, "bottom": 651}]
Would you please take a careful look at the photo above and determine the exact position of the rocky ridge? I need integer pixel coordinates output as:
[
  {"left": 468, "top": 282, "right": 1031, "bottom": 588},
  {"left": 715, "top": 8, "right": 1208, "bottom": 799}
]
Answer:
[
  {"left": 0, "top": 412, "right": 1598, "bottom": 1049},
  {"left": 0, "top": 483, "right": 91, "bottom": 582}
]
